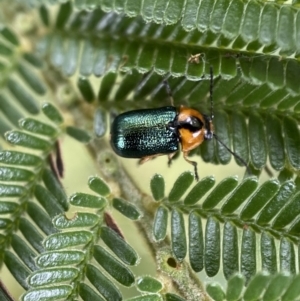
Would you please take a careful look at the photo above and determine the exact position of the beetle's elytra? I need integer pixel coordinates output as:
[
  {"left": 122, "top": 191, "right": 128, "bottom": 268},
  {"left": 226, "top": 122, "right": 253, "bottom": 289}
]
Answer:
[
  {"left": 110, "top": 107, "right": 178, "bottom": 158},
  {"left": 110, "top": 67, "right": 247, "bottom": 181}
]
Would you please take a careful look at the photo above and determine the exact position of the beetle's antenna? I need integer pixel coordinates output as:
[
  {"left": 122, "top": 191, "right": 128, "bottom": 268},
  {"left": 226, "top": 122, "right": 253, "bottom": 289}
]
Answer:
[
  {"left": 210, "top": 66, "right": 214, "bottom": 120},
  {"left": 209, "top": 67, "right": 250, "bottom": 174},
  {"left": 213, "top": 133, "right": 250, "bottom": 173},
  {"left": 163, "top": 80, "right": 175, "bottom": 106}
]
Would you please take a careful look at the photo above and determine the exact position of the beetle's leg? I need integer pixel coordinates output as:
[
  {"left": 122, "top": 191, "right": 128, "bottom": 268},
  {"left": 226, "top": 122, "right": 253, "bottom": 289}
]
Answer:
[
  {"left": 183, "top": 151, "right": 199, "bottom": 181},
  {"left": 163, "top": 80, "right": 174, "bottom": 106},
  {"left": 139, "top": 154, "right": 160, "bottom": 165},
  {"left": 168, "top": 152, "right": 177, "bottom": 167}
]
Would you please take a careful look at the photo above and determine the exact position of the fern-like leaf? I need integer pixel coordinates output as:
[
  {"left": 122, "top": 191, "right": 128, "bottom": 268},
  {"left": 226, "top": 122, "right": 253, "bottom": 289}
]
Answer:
[
  {"left": 35, "top": 3, "right": 300, "bottom": 98},
  {"left": 151, "top": 173, "right": 300, "bottom": 283}
]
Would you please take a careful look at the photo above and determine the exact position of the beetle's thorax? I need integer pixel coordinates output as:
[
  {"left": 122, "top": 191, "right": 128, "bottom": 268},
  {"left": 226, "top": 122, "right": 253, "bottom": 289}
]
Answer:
[{"left": 168, "top": 106, "right": 214, "bottom": 152}]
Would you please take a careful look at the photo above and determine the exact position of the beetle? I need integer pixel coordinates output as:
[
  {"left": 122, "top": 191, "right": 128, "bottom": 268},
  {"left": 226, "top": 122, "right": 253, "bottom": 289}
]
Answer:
[{"left": 110, "top": 67, "right": 247, "bottom": 181}]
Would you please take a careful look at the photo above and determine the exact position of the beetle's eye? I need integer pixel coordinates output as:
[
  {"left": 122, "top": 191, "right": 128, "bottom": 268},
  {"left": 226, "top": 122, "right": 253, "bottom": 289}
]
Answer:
[
  {"left": 189, "top": 117, "right": 203, "bottom": 129},
  {"left": 180, "top": 117, "right": 203, "bottom": 132}
]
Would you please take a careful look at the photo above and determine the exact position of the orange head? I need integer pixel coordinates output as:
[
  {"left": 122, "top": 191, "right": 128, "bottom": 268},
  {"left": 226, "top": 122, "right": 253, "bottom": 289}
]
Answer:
[{"left": 176, "top": 106, "right": 214, "bottom": 152}]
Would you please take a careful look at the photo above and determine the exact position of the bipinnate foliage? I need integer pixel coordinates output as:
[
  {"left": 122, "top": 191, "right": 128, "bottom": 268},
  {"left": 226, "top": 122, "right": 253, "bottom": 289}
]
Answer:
[{"left": 0, "top": 0, "right": 300, "bottom": 301}]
